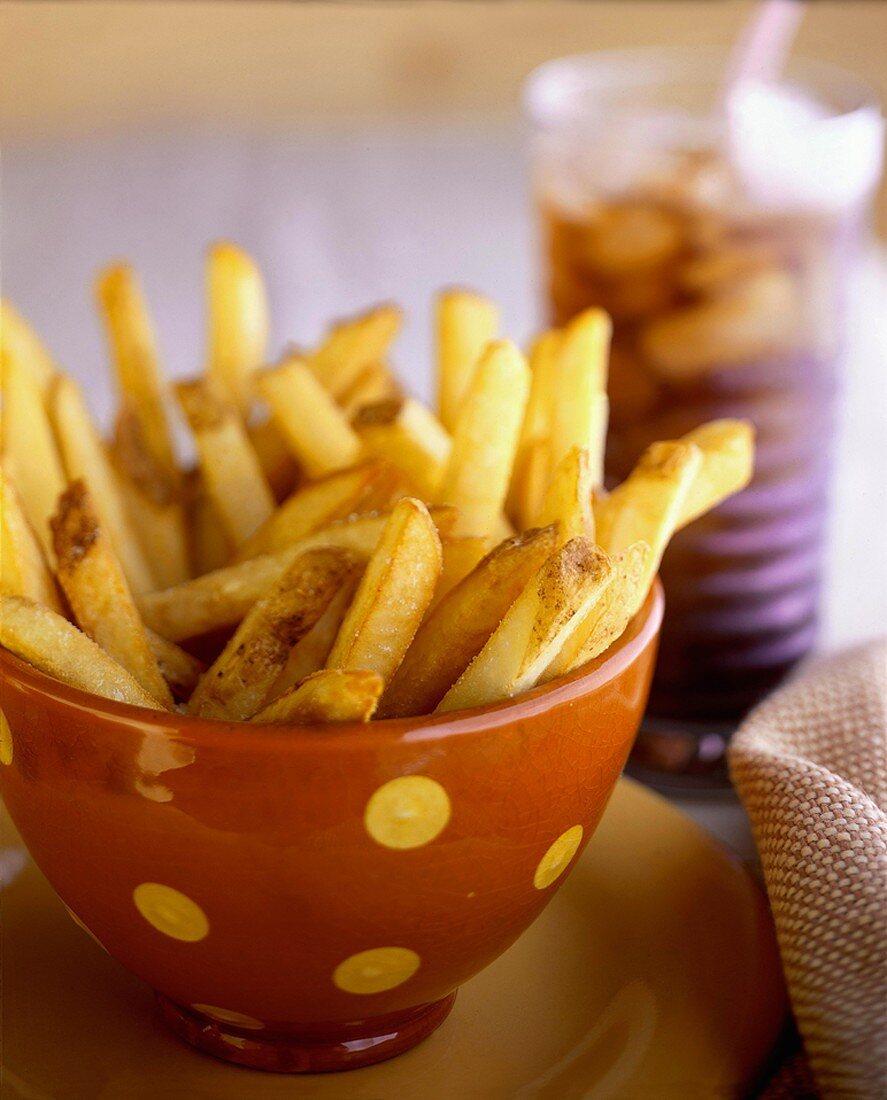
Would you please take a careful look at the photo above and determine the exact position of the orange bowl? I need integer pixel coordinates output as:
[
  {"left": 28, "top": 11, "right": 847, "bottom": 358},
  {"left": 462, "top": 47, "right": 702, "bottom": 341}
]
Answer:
[{"left": 0, "top": 583, "right": 662, "bottom": 1073}]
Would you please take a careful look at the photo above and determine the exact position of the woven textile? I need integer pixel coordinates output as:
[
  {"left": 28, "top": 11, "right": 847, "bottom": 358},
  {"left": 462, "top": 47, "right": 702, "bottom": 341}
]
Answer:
[{"left": 729, "top": 641, "right": 887, "bottom": 1100}]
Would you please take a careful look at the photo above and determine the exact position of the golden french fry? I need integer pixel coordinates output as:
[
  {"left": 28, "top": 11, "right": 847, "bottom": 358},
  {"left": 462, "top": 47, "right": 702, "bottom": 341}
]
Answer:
[
  {"left": 436, "top": 538, "right": 613, "bottom": 713},
  {"left": 51, "top": 375, "right": 155, "bottom": 594},
  {"left": 0, "top": 300, "right": 58, "bottom": 393},
  {"left": 95, "top": 264, "right": 179, "bottom": 483},
  {"left": 676, "top": 419, "right": 755, "bottom": 528},
  {"left": 111, "top": 407, "right": 189, "bottom": 587},
  {"left": 233, "top": 462, "right": 397, "bottom": 562},
  {"left": 595, "top": 440, "right": 703, "bottom": 604},
  {"left": 257, "top": 357, "right": 363, "bottom": 478},
  {"left": 310, "top": 305, "right": 402, "bottom": 400},
  {"left": 436, "top": 340, "right": 530, "bottom": 540},
  {"left": 266, "top": 583, "right": 357, "bottom": 702},
  {"left": 506, "top": 330, "right": 562, "bottom": 526},
  {"left": 543, "top": 540, "right": 651, "bottom": 680},
  {"left": 1, "top": 348, "right": 66, "bottom": 559},
  {"left": 339, "top": 360, "right": 403, "bottom": 417},
  {"left": 140, "top": 506, "right": 457, "bottom": 643},
  {"left": 536, "top": 446, "right": 595, "bottom": 543},
  {"left": 183, "top": 469, "right": 233, "bottom": 576},
  {"left": 206, "top": 242, "right": 269, "bottom": 416},
  {"left": 430, "top": 536, "right": 489, "bottom": 609},
  {"left": 189, "top": 546, "right": 360, "bottom": 720},
  {"left": 436, "top": 289, "right": 499, "bottom": 431},
  {"left": 146, "top": 628, "right": 206, "bottom": 702},
  {"left": 176, "top": 377, "right": 275, "bottom": 546},
  {"left": 248, "top": 417, "right": 301, "bottom": 502},
  {"left": 52, "top": 480, "right": 172, "bottom": 706},
  {"left": 326, "top": 498, "right": 441, "bottom": 683},
  {"left": 379, "top": 525, "right": 559, "bottom": 718},
  {"left": 0, "top": 595, "right": 164, "bottom": 710},
  {"left": 550, "top": 308, "right": 611, "bottom": 488},
  {"left": 250, "top": 669, "right": 383, "bottom": 725},
  {"left": 0, "top": 468, "right": 64, "bottom": 612},
  {"left": 353, "top": 397, "right": 451, "bottom": 498}
]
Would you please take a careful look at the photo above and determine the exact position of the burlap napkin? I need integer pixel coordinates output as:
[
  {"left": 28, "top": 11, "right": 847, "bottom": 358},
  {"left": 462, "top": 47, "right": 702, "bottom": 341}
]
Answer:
[{"left": 729, "top": 641, "right": 887, "bottom": 1100}]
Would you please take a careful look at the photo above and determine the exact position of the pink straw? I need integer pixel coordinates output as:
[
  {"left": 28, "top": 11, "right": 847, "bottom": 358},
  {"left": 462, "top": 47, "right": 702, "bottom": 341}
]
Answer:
[{"left": 720, "top": 0, "right": 805, "bottom": 106}]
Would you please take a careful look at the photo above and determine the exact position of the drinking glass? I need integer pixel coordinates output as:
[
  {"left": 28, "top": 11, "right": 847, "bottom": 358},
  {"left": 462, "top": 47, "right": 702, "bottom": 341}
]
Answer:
[{"left": 524, "top": 49, "right": 883, "bottom": 784}]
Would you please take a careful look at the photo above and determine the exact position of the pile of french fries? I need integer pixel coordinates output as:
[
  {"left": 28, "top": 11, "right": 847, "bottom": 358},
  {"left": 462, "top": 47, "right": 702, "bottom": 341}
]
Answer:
[{"left": 0, "top": 244, "right": 754, "bottom": 724}]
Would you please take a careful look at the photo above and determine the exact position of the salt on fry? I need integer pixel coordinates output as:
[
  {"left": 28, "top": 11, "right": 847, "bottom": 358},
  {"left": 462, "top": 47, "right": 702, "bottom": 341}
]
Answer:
[
  {"left": 0, "top": 595, "right": 164, "bottom": 710},
  {"left": 51, "top": 375, "right": 155, "bottom": 594},
  {"left": 189, "top": 546, "right": 360, "bottom": 720},
  {"left": 52, "top": 480, "right": 172, "bottom": 707}
]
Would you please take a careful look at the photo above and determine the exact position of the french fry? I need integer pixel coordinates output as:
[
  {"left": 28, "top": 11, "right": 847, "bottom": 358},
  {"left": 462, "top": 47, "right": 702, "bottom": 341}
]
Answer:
[
  {"left": 1, "top": 348, "right": 66, "bottom": 559},
  {"left": 676, "top": 419, "right": 755, "bottom": 528},
  {"left": 536, "top": 446, "right": 595, "bottom": 543},
  {"left": 0, "top": 300, "right": 58, "bottom": 393},
  {"left": 436, "top": 538, "right": 613, "bottom": 713},
  {"left": 310, "top": 305, "right": 402, "bottom": 400},
  {"left": 550, "top": 308, "right": 611, "bottom": 488},
  {"left": 248, "top": 417, "right": 301, "bottom": 502},
  {"left": 206, "top": 242, "right": 269, "bottom": 417},
  {"left": 140, "top": 507, "right": 457, "bottom": 643},
  {"left": 183, "top": 469, "right": 233, "bottom": 576},
  {"left": 431, "top": 535, "right": 489, "bottom": 608},
  {"left": 379, "top": 525, "right": 559, "bottom": 718},
  {"left": 326, "top": 498, "right": 441, "bottom": 683},
  {"left": 265, "top": 583, "right": 358, "bottom": 702},
  {"left": 189, "top": 546, "right": 360, "bottom": 720},
  {"left": 111, "top": 407, "right": 189, "bottom": 587},
  {"left": 594, "top": 440, "right": 703, "bottom": 603},
  {"left": 353, "top": 397, "right": 451, "bottom": 498},
  {"left": 257, "top": 357, "right": 363, "bottom": 478},
  {"left": 339, "top": 360, "right": 403, "bottom": 417},
  {"left": 146, "top": 629, "right": 206, "bottom": 702},
  {"left": 250, "top": 669, "right": 383, "bottom": 725},
  {"left": 0, "top": 595, "right": 164, "bottom": 710},
  {"left": 435, "top": 340, "right": 530, "bottom": 541},
  {"left": 233, "top": 462, "right": 397, "bottom": 562},
  {"left": 176, "top": 377, "right": 275, "bottom": 545},
  {"left": 51, "top": 375, "right": 155, "bottom": 594},
  {"left": 95, "top": 263, "right": 179, "bottom": 483},
  {"left": 507, "top": 329, "right": 561, "bottom": 528},
  {"left": 436, "top": 289, "right": 498, "bottom": 431},
  {"left": 52, "top": 480, "right": 172, "bottom": 707},
  {"left": 543, "top": 540, "right": 651, "bottom": 680},
  {"left": 0, "top": 468, "right": 64, "bottom": 612}
]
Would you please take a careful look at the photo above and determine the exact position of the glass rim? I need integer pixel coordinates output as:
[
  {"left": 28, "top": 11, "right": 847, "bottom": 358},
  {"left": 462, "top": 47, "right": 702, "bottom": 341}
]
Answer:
[{"left": 522, "top": 45, "right": 883, "bottom": 129}]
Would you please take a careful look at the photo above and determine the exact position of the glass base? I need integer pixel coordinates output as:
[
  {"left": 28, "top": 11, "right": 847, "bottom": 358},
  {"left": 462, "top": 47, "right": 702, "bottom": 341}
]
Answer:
[
  {"left": 628, "top": 716, "right": 737, "bottom": 791},
  {"left": 156, "top": 991, "right": 457, "bottom": 1073}
]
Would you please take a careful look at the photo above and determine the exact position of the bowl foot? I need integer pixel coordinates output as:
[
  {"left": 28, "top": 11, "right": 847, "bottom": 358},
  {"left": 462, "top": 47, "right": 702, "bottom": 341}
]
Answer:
[{"left": 155, "top": 991, "right": 457, "bottom": 1073}]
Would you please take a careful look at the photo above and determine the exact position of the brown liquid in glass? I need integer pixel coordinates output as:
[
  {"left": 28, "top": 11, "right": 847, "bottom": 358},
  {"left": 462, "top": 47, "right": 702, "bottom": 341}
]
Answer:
[{"left": 542, "top": 163, "right": 842, "bottom": 776}]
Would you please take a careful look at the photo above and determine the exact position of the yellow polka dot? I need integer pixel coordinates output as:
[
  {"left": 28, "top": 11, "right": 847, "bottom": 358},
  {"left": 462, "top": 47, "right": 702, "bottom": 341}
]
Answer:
[
  {"left": 333, "top": 947, "right": 421, "bottom": 994},
  {"left": 0, "top": 712, "right": 13, "bottom": 766},
  {"left": 533, "top": 824, "right": 584, "bottom": 890},
  {"left": 133, "top": 883, "right": 209, "bottom": 942},
  {"left": 192, "top": 1004, "right": 264, "bottom": 1030},
  {"left": 364, "top": 776, "right": 451, "bottom": 850}
]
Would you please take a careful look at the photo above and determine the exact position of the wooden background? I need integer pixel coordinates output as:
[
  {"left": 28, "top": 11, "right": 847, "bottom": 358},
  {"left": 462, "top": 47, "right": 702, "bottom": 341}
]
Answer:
[{"left": 2, "top": 1, "right": 885, "bottom": 229}]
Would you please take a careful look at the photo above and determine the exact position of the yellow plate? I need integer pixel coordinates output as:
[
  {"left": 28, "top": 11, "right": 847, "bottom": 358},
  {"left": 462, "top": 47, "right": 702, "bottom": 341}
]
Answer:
[{"left": 0, "top": 779, "right": 785, "bottom": 1098}]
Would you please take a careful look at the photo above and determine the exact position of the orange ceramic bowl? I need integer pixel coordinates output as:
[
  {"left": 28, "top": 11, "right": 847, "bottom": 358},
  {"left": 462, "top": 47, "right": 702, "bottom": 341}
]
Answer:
[{"left": 0, "top": 584, "right": 662, "bottom": 1073}]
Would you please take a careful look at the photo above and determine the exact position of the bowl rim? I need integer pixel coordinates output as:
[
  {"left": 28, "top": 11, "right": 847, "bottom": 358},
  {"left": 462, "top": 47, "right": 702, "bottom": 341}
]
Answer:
[{"left": 0, "top": 581, "right": 663, "bottom": 752}]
